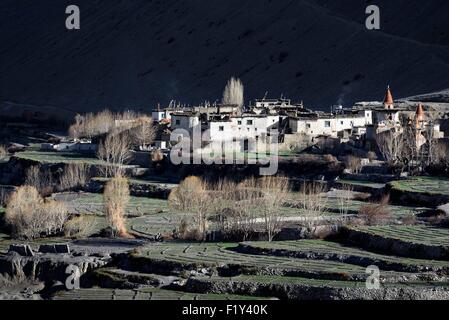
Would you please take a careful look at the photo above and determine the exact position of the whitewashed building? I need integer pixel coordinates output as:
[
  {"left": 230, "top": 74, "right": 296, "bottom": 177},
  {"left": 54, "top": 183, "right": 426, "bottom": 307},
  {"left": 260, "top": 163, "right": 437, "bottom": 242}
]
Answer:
[
  {"left": 205, "top": 115, "right": 281, "bottom": 143},
  {"left": 289, "top": 110, "right": 372, "bottom": 139}
]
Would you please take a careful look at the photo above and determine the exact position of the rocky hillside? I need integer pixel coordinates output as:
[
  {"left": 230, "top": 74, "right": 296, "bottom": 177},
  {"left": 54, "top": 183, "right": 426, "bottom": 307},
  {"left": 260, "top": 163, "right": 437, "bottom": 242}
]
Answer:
[{"left": 1, "top": 0, "right": 449, "bottom": 113}]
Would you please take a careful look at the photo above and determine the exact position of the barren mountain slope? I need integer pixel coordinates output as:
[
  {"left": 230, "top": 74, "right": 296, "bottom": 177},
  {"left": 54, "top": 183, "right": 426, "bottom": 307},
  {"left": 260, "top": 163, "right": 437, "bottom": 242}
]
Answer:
[{"left": 0, "top": 0, "right": 449, "bottom": 112}]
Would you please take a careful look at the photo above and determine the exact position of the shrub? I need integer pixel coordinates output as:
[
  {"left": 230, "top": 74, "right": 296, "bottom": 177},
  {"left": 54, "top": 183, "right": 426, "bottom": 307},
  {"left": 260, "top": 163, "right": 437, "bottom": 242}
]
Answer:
[
  {"left": 174, "top": 219, "right": 202, "bottom": 241},
  {"left": 344, "top": 155, "right": 362, "bottom": 173},
  {"left": 5, "top": 186, "right": 68, "bottom": 239},
  {"left": 323, "top": 154, "right": 338, "bottom": 163},
  {"left": 367, "top": 151, "right": 377, "bottom": 162},
  {"left": 103, "top": 175, "right": 130, "bottom": 237},
  {"left": 357, "top": 195, "right": 391, "bottom": 226},
  {"left": 401, "top": 214, "right": 417, "bottom": 226},
  {"left": 64, "top": 215, "right": 96, "bottom": 238}
]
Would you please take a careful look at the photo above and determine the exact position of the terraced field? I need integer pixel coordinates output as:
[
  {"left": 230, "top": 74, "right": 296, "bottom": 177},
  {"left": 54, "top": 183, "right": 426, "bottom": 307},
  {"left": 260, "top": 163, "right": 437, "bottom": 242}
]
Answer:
[
  {"left": 52, "top": 287, "right": 263, "bottom": 300},
  {"left": 185, "top": 275, "right": 449, "bottom": 300},
  {"left": 15, "top": 145, "right": 106, "bottom": 165},
  {"left": 128, "top": 243, "right": 428, "bottom": 283},
  {"left": 323, "top": 198, "right": 428, "bottom": 217},
  {"left": 284, "top": 196, "right": 429, "bottom": 218},
  {"left": 128, "top": 213, "right": 190, "bottom": 237},
  {"left": 92, "top": 177, "right": 178, "bottom": 189},
  {"left": 336, "top": 179, "right": 385, "bottom": 189},
  {"left": 54, "top": 192, "right": 170, "bottom": 217},
  {"left": 349, "top": 225, "right": 449, "bottom": 246},
  {"left": 344, "top": 225, "right": 449, "bottom": 260},
  {"left": 0, "top": 236, "right": 67, "bottom": 255},
  {"left": 237, "top": 240, "right": 449, "bottom": 273},
  {"left": 390, "top": 177, "right": 449, "bottom": 196}
]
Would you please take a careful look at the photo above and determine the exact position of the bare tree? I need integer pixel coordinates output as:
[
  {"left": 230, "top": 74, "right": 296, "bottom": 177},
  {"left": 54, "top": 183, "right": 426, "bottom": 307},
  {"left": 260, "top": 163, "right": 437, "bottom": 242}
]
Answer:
[
  {"left": 169, "top": 176, "right": 210, "bottom": 240},
  {"left": 207, "top": 179, "right": 258, "bottom": 241},
  {"left": 132, "top": 119, "right": 156, "bottom": 149},
  {"left": 337, "top": 185, "right": 353, "bottom": 221},
  {"left": 430, "top": 140, "right": 449, "bottom": 167},
  {"left": 297, "top": 181, "right": 328, "bottom": 219},
  {"left": 0, "top": 145, "right": 8, "bottom": 159},
  {"left": 25, "top": 165, "right": 53, "bottom": 195},
  {"left": 68, "top": 114, "right": 84, "bottom": 139},
  {"left": 68, "top": 110, "right": 149, "bottom": 139},
  {"left": 59, "top": 163, "right": 90, "bottom": 191},
  {"left": 375, "top": 129, "right": 403, "bottom": 165},
  {"left": 259, "top": 176, "right": 290, "bottom": 242},
  {"left": 358, "top": 195, "right": 391, "bottom": 226},
  {"left": 97, "top": 131, "right": 133, "bottom": 177},
  {"left": 222, "top": 77, "right": 244, "bottom": 109},
  {"left": 5, "top": 186, "right": 68, "bottom": 239},
  {"left": 103, "top": 175, "right": 130, "bottom": 237}
]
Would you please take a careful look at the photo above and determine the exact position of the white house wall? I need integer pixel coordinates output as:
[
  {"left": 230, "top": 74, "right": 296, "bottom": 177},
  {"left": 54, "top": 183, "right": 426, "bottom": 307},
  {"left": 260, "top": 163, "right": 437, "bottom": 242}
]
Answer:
[
  {"left": 290, "top": 114, "right": 371, "bottom": 138},
  {"left": 171, "top": 115, "right": 200, "bottom": 131},
  {"left": 207, "top": 116, "right": 280, "bottom": 143}
]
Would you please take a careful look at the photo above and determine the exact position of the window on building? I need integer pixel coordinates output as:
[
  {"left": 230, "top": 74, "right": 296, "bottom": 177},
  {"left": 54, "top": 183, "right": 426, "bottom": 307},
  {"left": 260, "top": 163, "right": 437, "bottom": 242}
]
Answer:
[
  {"left": 255, "top": 128, "right": 258, "bottom": 131},
  {"left": 340, "top": 121, "right": 344, "bottom": 125},
  {"left": 247, "top": 120, "right": 253, "bottom": 125},
  {"left": 306, "top": 123, "right": 311, "bottom": 128},
  {"left": 325, "top": 121, "right": 331, "bottom": 128},
  {"left": 175, "top": 119, "right": 180, "bottom": 125},
  {"left": 219, "top": 126, "right": 224, "bottom": 131},
  {"left": 237, "top": 120, "right": 242, "bottom": 125}
]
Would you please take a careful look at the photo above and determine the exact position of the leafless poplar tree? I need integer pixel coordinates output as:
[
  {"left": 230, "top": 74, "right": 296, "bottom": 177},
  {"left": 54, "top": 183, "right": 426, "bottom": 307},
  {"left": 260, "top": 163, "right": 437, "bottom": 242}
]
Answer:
[
  {"left": 222, "top": 77, "right": 244, "bottom": 109},
  {"left": 103, "top": 174, "right": 130, "bottom": 237},
  {"left": 375, "top": 129, "right": 403, "bottom": 165},
  {"left": 59, "top": 163, "right": 90, "bottom": 191},
  {"left": 97, "top": 131, "right": 132, "bottom": 177}
]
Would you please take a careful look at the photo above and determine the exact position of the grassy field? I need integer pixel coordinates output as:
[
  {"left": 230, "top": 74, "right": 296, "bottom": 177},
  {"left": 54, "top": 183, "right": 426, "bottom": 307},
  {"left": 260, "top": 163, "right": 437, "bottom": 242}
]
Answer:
[
  {"left": 390, "top": 176, "right": 449, "bottom": 196},
  {"left": 284, "top": 196, "right": 428, "bottom": 217},
  {"left": 130, "top": 242, "right": 424, "bottom": 282},
  {"left": 55, "top": 192, "right": 170, "bottom": 217},
  {"left": 336, "top": 179, "right": 385, "bottom": 189},
  {"left": 349, "top": 225, "right": 449, "bottom": 247},
  {"left": 92, "top": 177, "right": 178, "bottom": 189},
  {"left": 238, "top": 240, "right": 449, "bottom": 272},
  {"left": 15, "top": 144, "right": 105, "bottom": 165}
]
